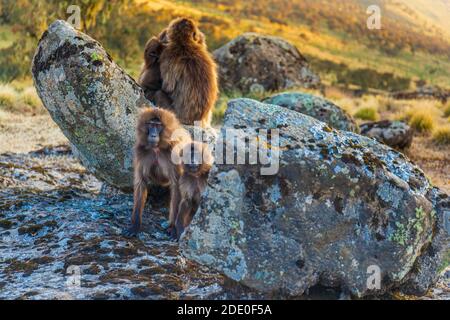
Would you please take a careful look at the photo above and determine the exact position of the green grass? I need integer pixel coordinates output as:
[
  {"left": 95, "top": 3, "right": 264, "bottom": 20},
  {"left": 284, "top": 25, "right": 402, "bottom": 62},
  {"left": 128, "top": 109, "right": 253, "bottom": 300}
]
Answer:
[
  {"left": 354, "top": 107, "right": 379, "bottom": 121},
  {"left": 0, "top": 26, "right": 17, "bottom": 49}
]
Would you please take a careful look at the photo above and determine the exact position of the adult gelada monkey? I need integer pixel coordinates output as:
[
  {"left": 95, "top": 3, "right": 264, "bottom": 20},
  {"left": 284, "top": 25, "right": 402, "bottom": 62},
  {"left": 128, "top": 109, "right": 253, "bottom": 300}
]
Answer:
[
  {"left": 123, "top": 107, "right": 190, "bottom": 237},
  {"left": 160, "top": 18, "right": 218, "bottom": 127}
]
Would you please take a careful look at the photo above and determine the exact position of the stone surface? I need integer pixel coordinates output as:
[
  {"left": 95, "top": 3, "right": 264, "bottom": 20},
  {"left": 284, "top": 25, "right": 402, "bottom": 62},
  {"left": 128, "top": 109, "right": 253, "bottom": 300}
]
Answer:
[
  {"left": 263, "top": 92, "right": 359, "bottom": 133},
  {"left": 213, "top": 33, "right": 320, "bottom": 94},
  {"left": 360, "top": 120, "right": 413, "bottom": 149},
  {"left": 392, "top": 85, "right": 450, "bottom": 103},
  {"left": 180, "top": 98, "right": 449, "bottom": 298},
  {"left": 31, "top": 20, "right": 216, "bottom": 191},
  {"left": 0, "top": 145, "right": 235, "bottom": 300}
]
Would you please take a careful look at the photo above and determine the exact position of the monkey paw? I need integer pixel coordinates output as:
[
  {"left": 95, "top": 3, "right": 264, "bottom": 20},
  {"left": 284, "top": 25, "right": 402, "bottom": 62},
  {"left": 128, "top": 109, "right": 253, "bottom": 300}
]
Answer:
[
  {"left": 122, "top": 227, "right": 140, "bottom": 238},
  {"left": 167, "top": 226, "right": 178, "bottom": 241}
]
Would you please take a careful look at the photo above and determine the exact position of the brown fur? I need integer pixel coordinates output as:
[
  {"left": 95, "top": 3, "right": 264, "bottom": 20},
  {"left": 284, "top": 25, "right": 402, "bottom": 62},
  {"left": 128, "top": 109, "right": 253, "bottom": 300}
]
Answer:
[
  {"left": 160, "top": 18, "right": 218, "bottom": 127},
  {"left": 138, "top": 31, "right": 172, "bottom": 109},
  {"left": 125, "top": 107, "right": 191, "bottom": 237},
  {"left": 174, "top": 141, "right": 213, "bottom": 239}
]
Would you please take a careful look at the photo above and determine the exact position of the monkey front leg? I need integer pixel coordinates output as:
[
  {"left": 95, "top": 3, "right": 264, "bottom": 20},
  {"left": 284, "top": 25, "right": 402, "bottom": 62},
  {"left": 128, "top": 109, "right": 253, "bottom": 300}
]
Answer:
[
  {"left": 167, "top": 185, "right": 181, "bottom": 240},
  {"left": 123, "top": 181, "right": 148, "bottom": 237},
  {"left": 175, "top": 199, "right": 195, "bottom": 241}
]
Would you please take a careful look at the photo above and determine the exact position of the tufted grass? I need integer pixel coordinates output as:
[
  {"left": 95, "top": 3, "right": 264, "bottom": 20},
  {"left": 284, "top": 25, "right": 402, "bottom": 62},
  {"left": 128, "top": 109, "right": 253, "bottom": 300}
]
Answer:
[
  {"left": 20, "top": 87, "right": 43, "bottom": 110},
  {"left": 0, "top": 84, "right": 18, "bottom": 111},
  {"left": 432, "top": 126, "right": 450, "bottom": 145},
  {"left": 408, "top": 112, "right": 435, "bottom": 133},
  {"left": 0, "top": 83, "right": 44, "bottom": 114},
  {"left": 353, "top": 106, "right": 379, "bottom": 121},
  {"left": 443, "top": 103, "right": 450, "bottom": 118}
]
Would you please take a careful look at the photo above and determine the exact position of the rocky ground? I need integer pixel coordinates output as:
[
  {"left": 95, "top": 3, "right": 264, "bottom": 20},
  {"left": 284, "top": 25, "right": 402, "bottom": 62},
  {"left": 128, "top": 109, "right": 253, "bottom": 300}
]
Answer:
[{"left": 0, "top": 112, "right": 448, "bottom": 300}]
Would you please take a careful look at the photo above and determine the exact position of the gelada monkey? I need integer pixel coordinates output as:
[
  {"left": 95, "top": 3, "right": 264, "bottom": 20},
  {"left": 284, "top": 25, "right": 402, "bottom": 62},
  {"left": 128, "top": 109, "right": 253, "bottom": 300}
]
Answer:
[
  {"left": 173, "top": 141, "right": 213, "bottom": 240},
  {"left": 123, "top": 107, "right": 190, "bottom": 237},
  {"left": 138, "top": 30, "right": 172, "bottom": 109},
  {"left": 160, "top": 18, "right": 218, "bottom": 127}
]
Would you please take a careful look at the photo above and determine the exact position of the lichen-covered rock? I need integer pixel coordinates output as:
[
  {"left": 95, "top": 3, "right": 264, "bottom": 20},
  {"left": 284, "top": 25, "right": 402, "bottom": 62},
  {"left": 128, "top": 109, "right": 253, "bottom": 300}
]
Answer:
[
  {"left": 213, "top": 33, "right": 320, "bottom": 94},
  {"left": 263, "top": 92, "right": 359, "bottom": 133},
  {"left": 180, "top": 98, "right": 449, "bottom": 298},
  {"left": 32, "top": 20, "right": 146, "bottom": 190},
  {"left": 360, "top": 120, "right": 413, "bottom": 149},
  {"left": 31, "top": 20, "right": 216, "bottom": 191}
]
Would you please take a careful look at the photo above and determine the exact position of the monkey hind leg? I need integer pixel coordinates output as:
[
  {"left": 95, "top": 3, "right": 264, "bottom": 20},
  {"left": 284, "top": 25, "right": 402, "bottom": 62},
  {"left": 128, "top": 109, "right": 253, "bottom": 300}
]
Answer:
[
  {"left": 175, "top": 199, "right": 197, "bottom": 241},
  {"left": 123, "top": 181, "right": 148, "bottom": 238}
]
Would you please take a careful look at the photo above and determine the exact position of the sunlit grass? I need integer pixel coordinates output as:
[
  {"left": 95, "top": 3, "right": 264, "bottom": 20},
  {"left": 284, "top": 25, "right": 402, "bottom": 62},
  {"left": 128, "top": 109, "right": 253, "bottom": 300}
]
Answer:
[
  {"left": 432, "top": 126, "right": 450, "bottom": 145},
  {"left": 408, "top": 112, "right": 435, "bottom": 133},
  {"left": 0, "top": 84, "right": 18, "bottom": 111},
  {"left": 21, "top": 87, "right": 43, "bottom": 110},
  {"left": 354, "top": 106, "right": 379, "bottom": 121},
  {"left": 443, "top": 103, "right": 450, "bottom": 118},
  {"left": 0, "top": 83, "right": 44, "bottom": 113}
]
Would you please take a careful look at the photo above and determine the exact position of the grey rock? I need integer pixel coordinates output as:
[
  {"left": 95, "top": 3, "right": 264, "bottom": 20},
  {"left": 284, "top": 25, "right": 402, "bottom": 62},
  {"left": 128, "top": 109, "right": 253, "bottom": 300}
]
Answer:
[
  {"left": 32, "top": 20, "right": 146, "bottom": 190},
  {"left": 213, "top": 33, "right": 320, "bottom": 94},
  {"left": 263, "top": 92, "right": 359, "bottom": 133},
  {"left": 360, "top": 120, "right": 413, "bottom": 149},
  {"left": 180, "top": 98, "right": 449, "bottom": 298}
]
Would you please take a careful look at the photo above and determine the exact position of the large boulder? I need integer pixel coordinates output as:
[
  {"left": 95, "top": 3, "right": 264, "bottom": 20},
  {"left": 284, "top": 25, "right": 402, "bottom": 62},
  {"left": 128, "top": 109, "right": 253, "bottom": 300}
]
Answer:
[
  {"left": 360, "top": 120, "right": 413, "bottom": 150},
  {"left": 263, "top": 92, "right": 359, "bottom": 133},
  {"left": 213, "top": 33, "right": 320, "bottom": 94},
  {"left": 180, "top": 98, "right": 449, "bottom": 298},
  {"left": 31, "top": 20, "right": 216, "bottom": 191}
]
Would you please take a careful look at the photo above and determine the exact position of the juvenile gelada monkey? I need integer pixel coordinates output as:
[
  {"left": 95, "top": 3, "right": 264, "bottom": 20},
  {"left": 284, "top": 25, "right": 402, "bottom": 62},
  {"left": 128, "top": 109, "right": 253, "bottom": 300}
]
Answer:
[{"left": 173, "top": 141, "right": 213, "bottom": 240}]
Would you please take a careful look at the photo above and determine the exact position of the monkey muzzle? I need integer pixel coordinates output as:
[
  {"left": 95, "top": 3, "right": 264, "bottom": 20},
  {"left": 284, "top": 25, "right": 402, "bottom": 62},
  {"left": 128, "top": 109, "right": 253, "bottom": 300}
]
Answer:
[
  {"left": 186, "top": 163, "right": 200, "bottom": 174},
  {"left": 147, "top": 124, "right": 162, "bottom": 147}
]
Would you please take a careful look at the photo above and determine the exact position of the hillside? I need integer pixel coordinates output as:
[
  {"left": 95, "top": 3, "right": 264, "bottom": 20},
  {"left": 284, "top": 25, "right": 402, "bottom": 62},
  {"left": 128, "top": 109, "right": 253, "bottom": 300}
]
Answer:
[
  {"left": 396, "top": 0, "right": 450, "bottom": 39},
  {"left": 1, "top": 0, "right": 450, "bottom": 89}
]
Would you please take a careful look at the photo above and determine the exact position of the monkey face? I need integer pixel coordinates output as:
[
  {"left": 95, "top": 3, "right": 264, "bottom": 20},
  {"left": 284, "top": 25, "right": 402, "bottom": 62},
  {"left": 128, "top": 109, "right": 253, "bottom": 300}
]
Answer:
[
  {"left": 146, "top": 118, "right": 163, "bottom": 148},
  {"left": 181, "top": 142, "right": 213, "bottom": 176},
  {"left": 144, "top": 37, "right": 163, "bottom": 65},
  {"left": 137, "top": 107, "right": 182, "bottom": 151}
]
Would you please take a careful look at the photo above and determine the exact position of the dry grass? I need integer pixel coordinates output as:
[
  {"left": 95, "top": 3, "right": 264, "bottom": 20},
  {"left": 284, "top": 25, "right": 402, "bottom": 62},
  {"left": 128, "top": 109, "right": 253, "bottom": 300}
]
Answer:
[
  {"left": 0, "top": 84, "right": 17, "bottom": 110},
  {"left": 0, "top": 109, "right": 67, "bottom": 154},
  {"left": 405, "top": 135, "right": 450, "bottom": 194},
  {"left": 408, "top": 112, "right": 435, "bottom": 133},
  {"left": 443, "top": 103, "right": 450, "bottom": 118},
  {"left": 0, "top": 83, "right": 44, "bottom": 114},
  {"left": 432, "top": 126, "right": 450, "bottom": 145},
  {"left": 21, "top": 87, "right": 43, "bottom": 110}
]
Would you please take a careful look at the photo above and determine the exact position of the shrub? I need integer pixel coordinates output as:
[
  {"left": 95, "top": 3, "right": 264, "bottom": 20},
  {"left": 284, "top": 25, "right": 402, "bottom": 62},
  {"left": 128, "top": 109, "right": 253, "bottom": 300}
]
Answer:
[
  {"left": 354, "top": 106, "right": 379, "bottom": 121},
  {"left": 443, "top": 104, "right": 450, "bottom": 118},
  {"left": 0, "top": 84, "right": 17, "bottom": 110},
  {"left": 408, "top": 112, "right": 434, "bottom": 133},
  {"left": 432, "top": 126, "right": 450, "bottom": 145},
  {"left": 21, "top": 87, "right": 42, "bottom": 110}
]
